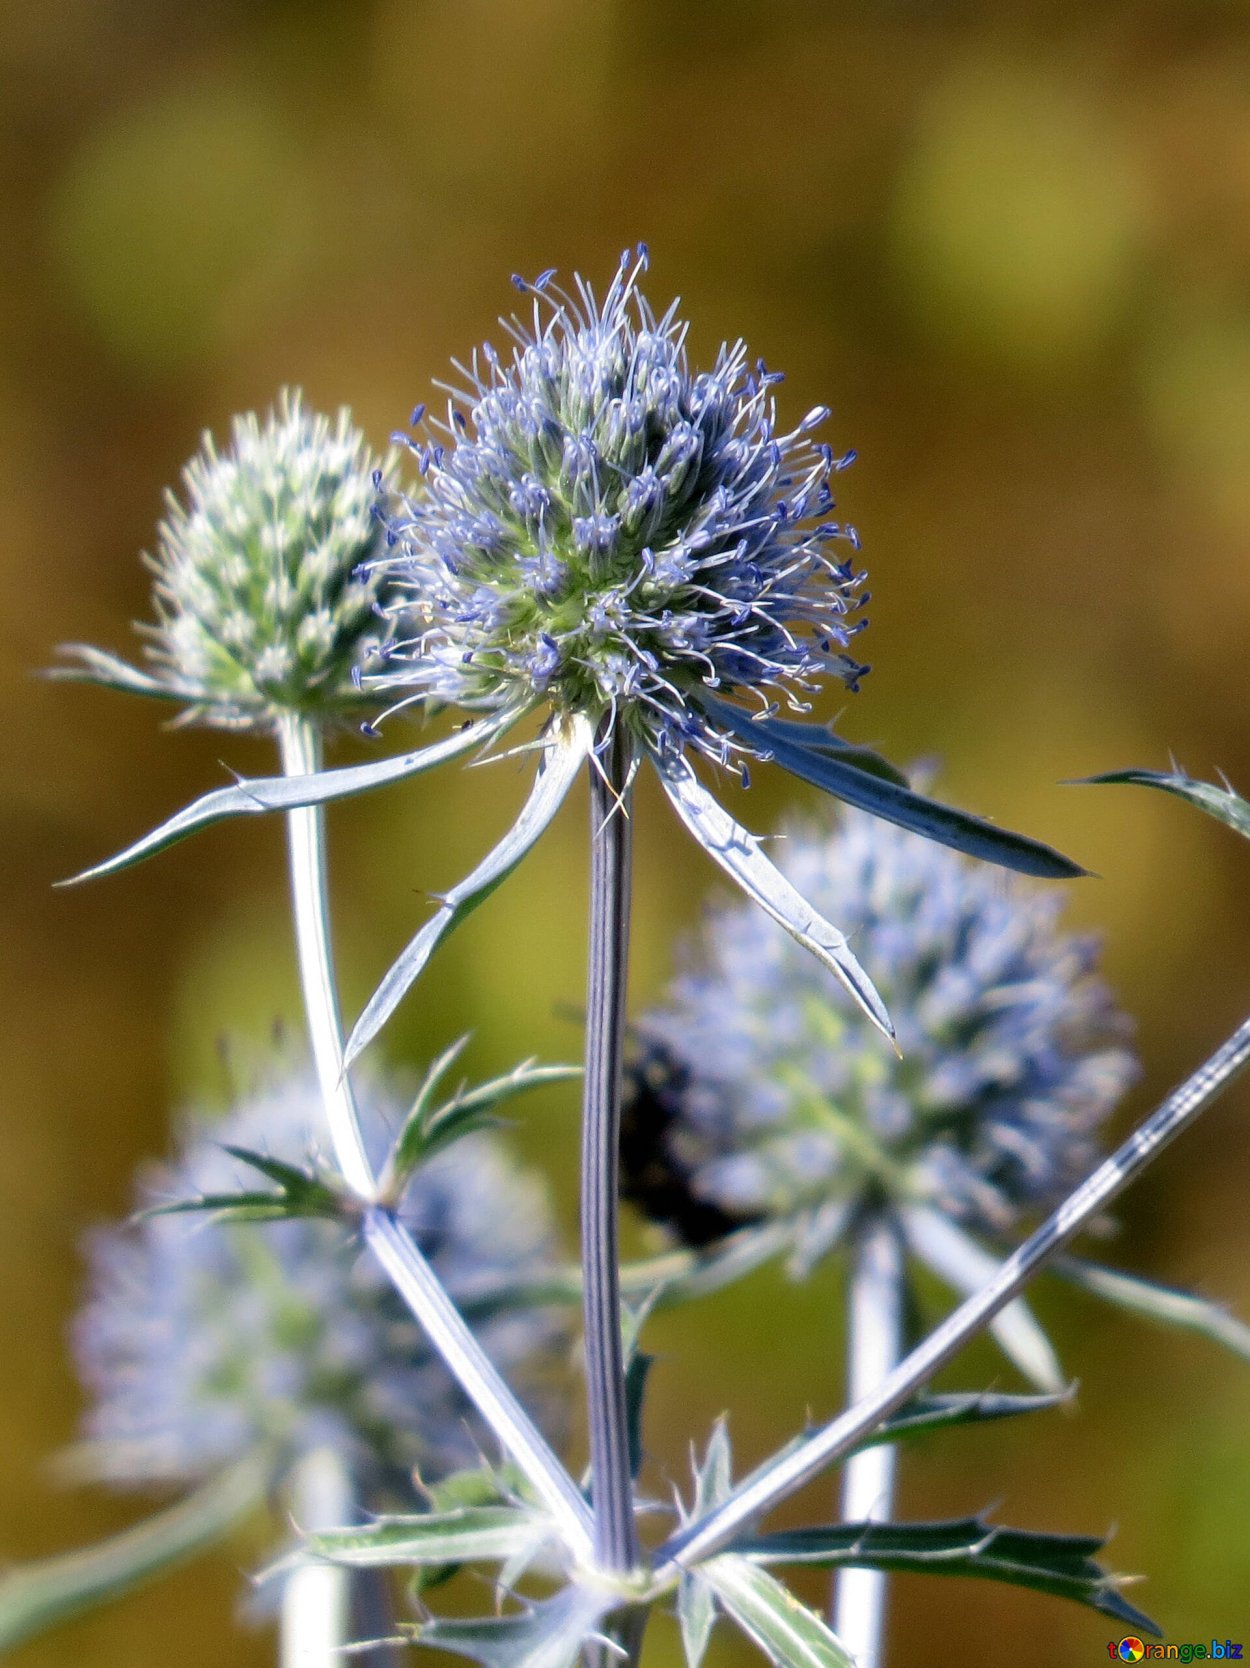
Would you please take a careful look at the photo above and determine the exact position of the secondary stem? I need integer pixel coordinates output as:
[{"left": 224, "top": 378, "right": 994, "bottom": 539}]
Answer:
[
  {"left": 275, "top": 713, "right": 594, "bottom": 1566},
  {"left": 831, "top": 1216, "right": 904, "bottom": 1666},
  {"left": 281, "top": 1447, "right": 354, "bottom": 1668},
  {"left": 277, "top": 714, "right": 376, "bottom": 1200},
  {"left": 581, "top": 722, "right": 640, "bottom": 1573},
  {"left": 656, "top": 1010, "right": 1250, "bottom": 1576},
  {"left": 362, "top": 1206, "right": 593, "bottom": 1561}
]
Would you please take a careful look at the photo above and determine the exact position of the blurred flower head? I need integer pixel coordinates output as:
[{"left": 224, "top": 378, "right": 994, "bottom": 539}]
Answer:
[
  {"left": 624, "top": 806, "right": 1136, "bottom": 1250},
  {"left": 61, "top": 390, "right": 393, "bottom": 731},
  {"left": 74, "top": 1069, "right": 568, "bottom": 1498},
  {"left": 374, "top": 245, "right": 866, "bottom": 759}
]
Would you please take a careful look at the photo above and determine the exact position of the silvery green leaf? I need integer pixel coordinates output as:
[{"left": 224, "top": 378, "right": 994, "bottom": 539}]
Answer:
[
  {"left": 0, "top": 1460, "right": 262, "bottom": 1652},
  {"left": 346, "top": 715, "right": 594, "bottom": 1066},
  {"left": 301, "top": 1506, "right": 552, "bottom": 1570},
  {"left": 1052, "top": 1256, "right": 1250, "bottom": 1363},
  {"left": 50, "top": 645, "right": 200, "bottom": 703},
  {"left": 855, "top": 1388, "right": 1068, "bottom": 1450},
  {"left": 698, "top": 1556, "right": 855, "bottom": 1668},
  {"left": 422, "top": 1463, "right": 528, "bottom": 1511},
  {"left": 624, "top": 1349, "right": 654, "bottom": 1484},
  {"left": 403, "top": 1586, "right": 611, "bottom": 1668},
  {"left": 405, "top": 1036, "right": 473, "bottom": 1126},
  {"left": 1078, "top": 765, "right": 1250, "bottom": 842},
  {"left": 382, "top": 1059, "right": 580, "bottom": 1198},
  {"left": 678, "top": 1570, "right": 717, "bottom": 1668},
  {"left": 727, "top": 1516, "right": 1158, "bottom": 1634},
  {"left": 746, "top": 713, "right": 910, "bottom": 788},
  {"left": 677, "top": 1425, "right": 734, "bottom": 1668},
  {"left": 427, "top": 1062, "right": 581, "bottom": 1128},
  {"left": 144, "top": 1191, "right": 342, "bottom": 1225},
  {"left": 901, "top": 1205, "right": 1064, "bottom": 1393},
  {"left": 616, "top": 1284, "right": 663, "bottom": 1487},
  {"left": 701, "top": 695, "right": 1086, "bottom": 880},
  {"left": 655, "top": 752, "right": 894, "bottom": 1043},
  {"left": 378, "top": 1036, "right": 472, "bottom": 1192},
  {"left": 143, "top": 1146, "right": 348, "bottom": 1224},
  {"left": 64, "top": 708, "right": 524, "bottom": 884},
  {"left": 691, "top": 1420, "right": 734, "bottom": 1518}
]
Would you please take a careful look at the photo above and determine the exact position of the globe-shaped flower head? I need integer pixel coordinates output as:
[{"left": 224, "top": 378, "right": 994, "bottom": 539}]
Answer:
[
  {"left": 375, "top": 245, "right": 867, "bottom": 758},
  {"left": 335, "top": 250, "right": 1085, "bottom": 1067},
  {"left": 74, "top": 1071, "right": 568, "bottom": 1498},
  {"left": 625, "top": 806, "right": 1137, "bottom": 1256},
  {"left": 61, "top": 390, "right": 393, "bottom": 731}
]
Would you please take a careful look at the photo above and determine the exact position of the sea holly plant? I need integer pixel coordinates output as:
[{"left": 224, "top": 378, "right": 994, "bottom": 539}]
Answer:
[{"left": 23, "top": 257, "right": 1250, "bottom": 1667}]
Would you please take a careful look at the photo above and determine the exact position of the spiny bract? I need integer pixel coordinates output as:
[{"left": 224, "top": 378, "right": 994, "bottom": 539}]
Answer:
[
  {"left": 625, "top": 806, "right": 1136, "bottom": 1244},
  {"left": 374, "top": 246, "right": 867, "bottom": 759},
  {"left": 74, "top": 1072, "right": 567, "bottom": 1497}
]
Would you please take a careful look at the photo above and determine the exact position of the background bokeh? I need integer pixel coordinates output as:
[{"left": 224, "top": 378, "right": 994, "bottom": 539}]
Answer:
[{"left": 3, "top": 1, "right": 1250, "bottom": 1663}]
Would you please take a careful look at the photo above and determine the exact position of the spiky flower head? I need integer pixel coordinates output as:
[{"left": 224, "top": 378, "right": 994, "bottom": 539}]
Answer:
[
  {"left": 374, "top": 246, "right": 866, "bottom": 758},
  {"left": 61, "top": 391, "right": 393, "bottom": 731},
  {"left": 74, "top": 1071, "right": 567, "bottom": 1497},
  {"left": 333, "top": 250, "right": 1081, "bottom": 1069},
  {"left": 625, "top": 807, "right": 1136, "bottom": 1249}
]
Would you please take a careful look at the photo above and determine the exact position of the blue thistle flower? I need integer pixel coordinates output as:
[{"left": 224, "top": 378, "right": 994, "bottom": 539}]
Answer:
[
  {"left": 345, "top": 248, "right": 1083, "bottom": 1062},
  {"left": 73, "top": 1070, "right": 568, "bottom": 1498},
  {"left": 58, "top": 391, "right": 394, "bottom": 732},
  {"left": 623, "top": 804, "right": 1140, "bottom": 1386},
  {"left": 376, "top": 246, "right": 867, "bottom": 755}
]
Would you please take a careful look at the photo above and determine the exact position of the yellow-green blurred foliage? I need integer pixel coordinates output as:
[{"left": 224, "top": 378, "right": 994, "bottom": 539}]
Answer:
[{"left": 3, "top": 1, "right": 1250, "bottom": 1663}]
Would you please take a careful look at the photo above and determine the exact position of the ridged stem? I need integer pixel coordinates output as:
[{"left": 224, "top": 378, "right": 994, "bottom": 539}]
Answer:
[
  {"left": 831, "top": 1217, "right": 904, "bottom": 1666},
  {"left": 281, "top": 1446, "right": 354, "bottom": 1668},
  {"left": 581, "top": 723, "right": 640, "bottom": 1573},
  {"left": 275, "top": 713, "right": 594, "bottom": 1567},
  {"left": 655, "top": 1011, "right": 1250, "bottom": 1577}
]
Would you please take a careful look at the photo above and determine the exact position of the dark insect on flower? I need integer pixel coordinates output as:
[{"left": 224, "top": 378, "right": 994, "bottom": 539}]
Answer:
[
  {"left": 57, "top": 391, "right": 395, "bottom": 731},
  {"left": 73, "top": 1071, "right": 568, "bottom": 1498}
]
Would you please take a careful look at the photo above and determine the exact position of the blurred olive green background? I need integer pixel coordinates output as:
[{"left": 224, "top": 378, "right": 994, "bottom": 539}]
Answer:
[{"left": 4, "top": 0, "right": 1250, "bottom": 1662}]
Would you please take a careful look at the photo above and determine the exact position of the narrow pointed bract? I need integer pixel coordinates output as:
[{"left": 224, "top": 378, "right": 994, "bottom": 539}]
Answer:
[
  {"left": 655, "top": 754, "right": 894, "bottom": 1042},
  {"left": 345, "top": 715, "right": 594, "bottom": 1065}
]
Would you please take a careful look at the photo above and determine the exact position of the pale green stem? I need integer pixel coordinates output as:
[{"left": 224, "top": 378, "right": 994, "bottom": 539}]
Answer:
[
  {"left": 831, "top": 1217, "right": 904, "bottom": 1667},
  {"left": 277, "top": 714, "right": 375, "bottom": 1200},
  {"left": 282, "top": 1447, "right": 354, "bottom": 1668},
  {"left": 275, "top": 713, "right": 594, "bottom": 1567},
  {"left": 362, "top": 1206, "right": 594, "bottom": 1562}
]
